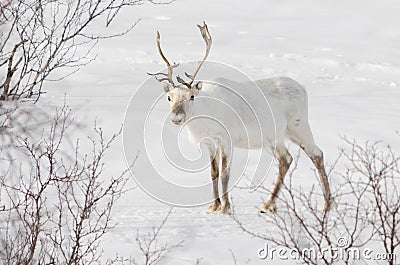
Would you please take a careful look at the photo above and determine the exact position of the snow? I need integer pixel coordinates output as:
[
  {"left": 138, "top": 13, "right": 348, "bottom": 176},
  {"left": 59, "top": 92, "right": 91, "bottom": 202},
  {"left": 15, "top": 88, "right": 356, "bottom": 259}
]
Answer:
[{"left": 43, "top": 0, "right": 400, "bottom": 264}]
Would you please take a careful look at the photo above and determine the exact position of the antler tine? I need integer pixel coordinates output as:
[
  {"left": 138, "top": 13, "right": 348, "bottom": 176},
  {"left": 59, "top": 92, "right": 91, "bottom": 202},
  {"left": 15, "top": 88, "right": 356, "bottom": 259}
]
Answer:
[
  {"left": 182, "top": 21, "right": 212, "bottom": 87},
  {"left": 147, "top": 72, "right": 168, "bottom": 77},
  {"left": 176, "top": 75, "right": 191, "bottom": 88},
  {"left": 148, "top": 31, "right": 177, "bottom": 86}
]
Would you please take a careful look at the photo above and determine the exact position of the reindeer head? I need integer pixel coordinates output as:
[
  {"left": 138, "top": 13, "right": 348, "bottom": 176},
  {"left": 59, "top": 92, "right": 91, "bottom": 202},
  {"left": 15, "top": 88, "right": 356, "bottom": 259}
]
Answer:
[{"left": 148, "top": 22, "right": 212, "bottom": 125}]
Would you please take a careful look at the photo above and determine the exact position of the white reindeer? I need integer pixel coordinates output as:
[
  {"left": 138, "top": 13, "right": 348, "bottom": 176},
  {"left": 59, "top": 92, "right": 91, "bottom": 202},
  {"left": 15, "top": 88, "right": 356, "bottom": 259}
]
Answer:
[{"left": 148, "top": 22, "right": 334, "bottom": 214}]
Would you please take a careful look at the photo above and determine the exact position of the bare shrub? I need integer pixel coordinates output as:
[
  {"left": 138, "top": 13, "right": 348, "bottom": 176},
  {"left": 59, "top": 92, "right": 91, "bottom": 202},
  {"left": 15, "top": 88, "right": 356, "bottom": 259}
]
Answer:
[
  {"left": 135, "top": 209, "right": 183, "bottom": 265},
  {"left": 0, "top": 101, "right": 49, "bottom": 156},
  {"left": 104, "top": 209, "right": 183, "bottom": 265},
  {"left": 233, "top": 140, "right": 400, "bottom": 265},
  {"left": 342, "top": 139, "right": 400, "bottom": 265},
  {"left": 0, "top": 0, "right": 170, "bottom": 101},
  {"left": 0, "top": 103, "right": 131, "bottom": 264}
]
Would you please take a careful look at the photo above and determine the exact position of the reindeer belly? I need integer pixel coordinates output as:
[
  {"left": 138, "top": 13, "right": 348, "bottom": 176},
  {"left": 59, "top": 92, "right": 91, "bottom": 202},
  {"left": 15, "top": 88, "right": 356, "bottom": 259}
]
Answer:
[{"left": 185, "top": 116, "right": 274, "bottom": 150}]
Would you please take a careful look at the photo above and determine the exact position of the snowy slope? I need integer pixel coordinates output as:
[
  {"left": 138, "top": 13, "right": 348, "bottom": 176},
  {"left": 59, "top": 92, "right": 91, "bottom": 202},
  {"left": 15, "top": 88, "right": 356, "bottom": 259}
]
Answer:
[{"left": 46, "top": 0, "right": 400, "bottom": 264}]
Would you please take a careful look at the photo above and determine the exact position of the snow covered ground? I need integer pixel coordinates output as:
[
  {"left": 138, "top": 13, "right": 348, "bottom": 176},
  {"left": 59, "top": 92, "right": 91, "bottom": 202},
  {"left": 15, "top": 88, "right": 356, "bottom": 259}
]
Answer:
[{"left": 45, "top": 0, "right": 400, "bottom": 264}]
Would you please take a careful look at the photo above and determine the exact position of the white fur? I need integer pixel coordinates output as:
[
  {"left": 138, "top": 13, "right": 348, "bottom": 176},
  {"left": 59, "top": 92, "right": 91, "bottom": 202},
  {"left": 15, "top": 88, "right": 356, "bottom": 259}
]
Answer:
[
  {"left": 185, "top": 76, "right": 309, "bottom": 150},
  {"left": 164, "top": 76, "right": 333, "bottom": 213}
]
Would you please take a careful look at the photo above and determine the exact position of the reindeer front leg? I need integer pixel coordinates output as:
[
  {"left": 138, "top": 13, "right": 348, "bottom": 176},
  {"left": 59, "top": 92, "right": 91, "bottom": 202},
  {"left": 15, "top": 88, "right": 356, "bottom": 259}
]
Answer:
[
  {"left": 219, "top": 145, "right": 232, "bottom": 214},
  {"left": 207, "top": 146, "right": 221, "bottom": 213}
]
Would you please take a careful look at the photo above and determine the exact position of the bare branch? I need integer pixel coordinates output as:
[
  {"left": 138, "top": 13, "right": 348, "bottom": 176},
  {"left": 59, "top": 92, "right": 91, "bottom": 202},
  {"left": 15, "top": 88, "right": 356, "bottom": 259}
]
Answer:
[
  {"left": 135, "top": 208, "right": 183, "bottom": 265},
  {"left": 0, "top": 0, "right": 171, "bottom": 101}
]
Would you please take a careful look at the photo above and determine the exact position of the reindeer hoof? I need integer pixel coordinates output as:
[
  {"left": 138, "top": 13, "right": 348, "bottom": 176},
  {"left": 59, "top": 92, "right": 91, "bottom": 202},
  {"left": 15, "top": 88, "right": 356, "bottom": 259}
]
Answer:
[
  {"left": 259, "top": 202, "right": 277, "bottom": 213},
  {"left": 207, "top": 199, "right": 221, "bottom": 213},
  {"left": 218, "top": 202, "right": 232, "bottom": 215}
]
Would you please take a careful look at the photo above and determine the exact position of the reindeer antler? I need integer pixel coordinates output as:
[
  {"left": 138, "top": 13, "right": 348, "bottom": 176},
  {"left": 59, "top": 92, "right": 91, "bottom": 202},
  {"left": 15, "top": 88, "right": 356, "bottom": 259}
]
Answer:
[
  {"left": 147, "top": 31, "right": 179, "bottom": 86},
  {"left": 149, "top": 22, "right": 212, "bottom": 88},
  {"left": 177, "top": 21, "right": 212, "bottom": 88}
]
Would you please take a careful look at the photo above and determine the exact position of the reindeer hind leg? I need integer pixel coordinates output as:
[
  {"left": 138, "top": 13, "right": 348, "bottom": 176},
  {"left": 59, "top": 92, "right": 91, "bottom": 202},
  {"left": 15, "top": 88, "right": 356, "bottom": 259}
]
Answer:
[
  {"left": 260, "top": 144, "right": 292, "bottom": 213},
  {"left": 288, "top": 121, "right": 334, "bottom": 211}
]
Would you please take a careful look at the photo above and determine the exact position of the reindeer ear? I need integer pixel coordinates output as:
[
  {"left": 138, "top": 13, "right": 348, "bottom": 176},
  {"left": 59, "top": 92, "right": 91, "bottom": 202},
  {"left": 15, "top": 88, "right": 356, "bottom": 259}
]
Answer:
[
  {"left": 194, "top": 81, "right": 203, "bottom": 91},
  {"left": 163, "top": 83, "right": 171, "bottom": 92}
]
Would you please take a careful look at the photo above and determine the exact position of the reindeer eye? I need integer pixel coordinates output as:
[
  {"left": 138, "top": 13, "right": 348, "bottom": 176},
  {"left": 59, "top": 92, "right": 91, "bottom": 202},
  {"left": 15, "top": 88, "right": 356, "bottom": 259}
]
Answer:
[
  {"left": 190, "top": 95, "right": 194, "bottom": 101},
  {"left": 167, "top": 96, "right": 171, "bottom": 102}
]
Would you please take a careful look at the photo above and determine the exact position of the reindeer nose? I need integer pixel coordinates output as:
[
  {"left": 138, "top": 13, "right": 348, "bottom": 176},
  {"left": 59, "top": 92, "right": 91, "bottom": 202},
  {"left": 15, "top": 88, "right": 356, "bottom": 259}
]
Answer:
[{"left": 171, "top": 112, "right": 185, "bottom": 125}]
